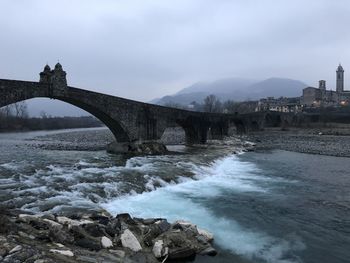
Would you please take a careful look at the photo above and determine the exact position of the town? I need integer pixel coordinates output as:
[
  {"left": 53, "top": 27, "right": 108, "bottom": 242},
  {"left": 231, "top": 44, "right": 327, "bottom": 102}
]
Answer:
[{"left": 256, "top": 64, "right": 350, "bottom": 113}]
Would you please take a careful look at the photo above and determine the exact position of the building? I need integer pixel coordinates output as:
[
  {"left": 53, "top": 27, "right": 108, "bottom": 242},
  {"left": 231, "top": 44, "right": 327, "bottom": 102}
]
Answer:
[
  {"left": 256, "top": 96, "right": 302, "bottom": 113},
  {"left": 302, "top": 64, "right": 350, "bottom": 107}
]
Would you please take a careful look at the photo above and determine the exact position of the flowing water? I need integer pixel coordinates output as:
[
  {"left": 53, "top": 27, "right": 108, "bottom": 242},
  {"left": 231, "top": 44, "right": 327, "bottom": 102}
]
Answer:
[{"left": 0, "top": 128, "right": 349, "bottom": 263}]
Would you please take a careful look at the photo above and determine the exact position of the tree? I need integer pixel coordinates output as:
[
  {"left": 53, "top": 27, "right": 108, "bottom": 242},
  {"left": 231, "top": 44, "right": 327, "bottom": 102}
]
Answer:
[
  {"left": 203, "top": 95, "right": 222, "bottom": 113},
  {"left": 14, "top": 101, "right": 28, "bottom": 118}
]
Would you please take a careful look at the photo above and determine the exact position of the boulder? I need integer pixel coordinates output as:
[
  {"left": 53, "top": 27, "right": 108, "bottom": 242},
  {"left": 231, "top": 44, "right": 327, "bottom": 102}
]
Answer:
[
  {"left": 70, "top": 225, "right": 102, "bottom": 250},
  {"left": 152, "top": 240, "right": 168, "bottom": 258},
  {"left": 107, "top": 141, "right": 168, "bottom": 155},
  {"left": 101, "top": 236, "right": 113, "bottom": 248},
  {"left": 43, "top": 219, "right": 63, "bottom": 230},
  {"left": 199, "top": 246, "right": 217, "bottom": 256},
  {"left": 120, "top": 229, "right": 142, "bottom": 252},
  {"left": 56, "top": 216, "right": 93, "bottom": 227},
  {"left": 155, "top": 220, "right": 171, "bottom": 233},
  {"left": 143, "top": 225, "right": 162, "bottom": 246},
  {"left": 82, "top": 223, "right": 107, "bottom": 237},
  {"left": 173, "top": 220, "right": 198, "bottom": 235},
  {"left": 168, "top": 247, "right": 196, "bottom": 260},
  {"left": 197, "top": 228, "right": 214, "bottom": 242}
]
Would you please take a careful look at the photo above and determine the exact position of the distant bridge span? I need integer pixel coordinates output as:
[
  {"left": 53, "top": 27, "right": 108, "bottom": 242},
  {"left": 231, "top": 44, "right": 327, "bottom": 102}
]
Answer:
[{"left": 0, "top": 64, "right": 291, "bottom": 144}]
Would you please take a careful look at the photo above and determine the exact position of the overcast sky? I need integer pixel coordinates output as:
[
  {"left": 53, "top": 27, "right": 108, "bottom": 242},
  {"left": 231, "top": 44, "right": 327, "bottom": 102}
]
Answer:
[{"left": 1, "top": 0, "right": 350, "bottom": 102}]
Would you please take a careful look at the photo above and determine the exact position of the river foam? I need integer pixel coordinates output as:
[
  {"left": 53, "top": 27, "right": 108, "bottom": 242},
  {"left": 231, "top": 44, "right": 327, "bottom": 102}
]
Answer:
[{"left": 102, "top": 154, "right": 304, "bottom": 263}]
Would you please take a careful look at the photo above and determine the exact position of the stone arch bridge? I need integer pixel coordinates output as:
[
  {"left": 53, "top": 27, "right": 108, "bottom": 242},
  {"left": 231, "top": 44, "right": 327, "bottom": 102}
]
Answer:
[{"left": 0, "top": 64, "right": 293, "bottom": 145}]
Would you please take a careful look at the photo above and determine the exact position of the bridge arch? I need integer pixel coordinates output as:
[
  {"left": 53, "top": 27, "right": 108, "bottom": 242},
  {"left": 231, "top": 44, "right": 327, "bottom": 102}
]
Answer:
[{"left": 0, "top": 82, "right": 130, "bottom": 142}]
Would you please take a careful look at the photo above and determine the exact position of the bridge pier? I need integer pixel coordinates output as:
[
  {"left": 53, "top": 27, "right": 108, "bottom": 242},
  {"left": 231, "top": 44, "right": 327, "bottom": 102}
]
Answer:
[
  {"left": 182, "top": 125, "right": 209, "bottom": 145},
  {"left": 209, "top": 122, "right": 229, "bottom": 140}
]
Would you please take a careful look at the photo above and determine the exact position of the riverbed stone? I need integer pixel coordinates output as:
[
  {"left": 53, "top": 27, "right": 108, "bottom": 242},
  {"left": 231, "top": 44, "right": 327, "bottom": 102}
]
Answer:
[
  {"left": 49, "top": 249, "right": 74, "bottom": 257},
  {"left": 199, "top": 246, "right": 217, "bottom": 256},
  {"left": 152, "top": 240, "right": 168, "bottom": 258},
  {"left": 197, "top": 228, "right": 214, "bottom": 242},
  {"left": 9, "top": 245, "right": 22, "bottom": 254},
  {"left": 155, "top": 219, "right": 171, "bottom": 233},
  {"left": 101, "top": 236, "right": 113, "bottom": 248},
  {"left": 121, "top": 229, "right": 142, "bottom": 252},
  {"left": 168, "top": 246, "right": 196, "bottom": 260}
]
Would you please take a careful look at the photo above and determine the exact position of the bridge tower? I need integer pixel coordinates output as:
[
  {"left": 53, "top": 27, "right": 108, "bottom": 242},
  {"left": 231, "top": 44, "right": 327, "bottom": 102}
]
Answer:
[
  {"left": 51, "top": 63, "right": 67, "bottom": 90},
  {"left": 39, "top": 64, "right": 52, "bottom": 83},
  {"left": 336, "top": 64, "right": 344, "bottom": 93},
  {"left": 39, "top": 63, "right": 67, "bottom": 91}
]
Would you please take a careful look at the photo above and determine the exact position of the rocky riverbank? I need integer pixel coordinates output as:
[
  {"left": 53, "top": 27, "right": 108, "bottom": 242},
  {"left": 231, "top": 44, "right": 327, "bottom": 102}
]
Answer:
[
  {"left": 0, "top": 209, "right": 217, "bottom": 263},
  {"left": 246, "top": 127, "right": 350, "bottom": 157}
]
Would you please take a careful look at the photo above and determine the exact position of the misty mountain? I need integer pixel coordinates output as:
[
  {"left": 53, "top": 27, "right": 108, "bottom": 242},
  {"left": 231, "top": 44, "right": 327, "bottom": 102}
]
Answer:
[{"left": 153, "top": 77, "right": 308, "bottom": 105}]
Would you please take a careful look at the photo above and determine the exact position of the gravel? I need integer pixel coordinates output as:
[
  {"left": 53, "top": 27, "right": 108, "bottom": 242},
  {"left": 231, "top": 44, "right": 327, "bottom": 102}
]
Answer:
[{"left": 246, "top": 128, "right": 350, "bottom": 157}]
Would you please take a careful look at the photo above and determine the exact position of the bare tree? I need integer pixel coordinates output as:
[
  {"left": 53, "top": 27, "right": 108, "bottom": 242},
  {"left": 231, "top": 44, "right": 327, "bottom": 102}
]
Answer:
[
  {"left": 203, "top": 95, "right": 216, "bottom": 112},
  {"left": 13, "top": 102, "right": 28, "bottom": 118},
  {"left": 203, "top": 95, "right": 222, "bottom": 113},
  {"left": 0, "top": 105, "right": 14, "bottom": 117}
]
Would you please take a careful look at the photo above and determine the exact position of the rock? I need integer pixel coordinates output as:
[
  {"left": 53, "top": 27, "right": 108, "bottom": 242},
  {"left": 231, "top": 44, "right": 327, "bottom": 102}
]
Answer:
[
  {"left": 109, "top": 249, "right": 125, "bottom": 258},
  {"left": 49, "top": 228, "right": 74, "bottom": 244},
  {"left": 168, "top": 247, "right": 196, "bottom": 260},
  {"left": 138, "top": 218, "right": 159, "bottom": 225},
  {"left": 199, "top": 246, "right": 217, "bottom": 256},
  {"left": 75, "top": 237, "right": 102, "bottom": 251},
  {"left": 196, "top": 235, "right": 208, "bottom": 245},
  {"left": 0, "top": 247, "right": 8, "bottom": 257},
  {"left": 197, "top": 228, "right": 214, "bottom": 242},
  {"left": 152, "top": 240, "right": 168, "bottom": 258},
  {"left": 155, "top": 220, "right": 171, "bottom": 233},
  {"left": 18, "top": 214, "right": 41, "bottom": 223},
  {"left": 173, "top": 220, "right": 198, "bottom": 235},
  {"left": 105, "top": 219, "right": 120, "bottom": 237},
  {"left": 53, "top": 243, "right": 65, "bottom": 248},
  {"left": 70, "top": 225, "right": 102, "bottom": 250},
  {"left": 83, "top": 223, "right": 107, "bottom": 237},
  {"left": 56, "top": 216, "right": 93, "bottom": 227},
  {"left": 89, "top": 214, "right": 110, "bottom": 225},
  {"left": 116, "top": 213, "right": 136, "bottom": 231},
  {"left": 107, "top": 141, "right": 168, "bottom": 155},
  {"left": 143, "top": 225, "right": 162, "bottom": 246},
  {"left": 121, "top": 229, "right": 142, "bottom": 252},
  {"left": 101, "top": 236, "right": 113, "bottom": 248},
  {"left": 43, "top": 219, "right": 63, "bottom": 230},
  {"left": 106, "top": 142, "right": 131, "bottom": 154},
  {"left": 9, "top": 245, "right": 22, "bottom": 254},
  {"left": 49, "top": 249, "right": 74, "bottom": 257},
  {"left": 116, "top": 213, "right": 135, "bottom": 224}
]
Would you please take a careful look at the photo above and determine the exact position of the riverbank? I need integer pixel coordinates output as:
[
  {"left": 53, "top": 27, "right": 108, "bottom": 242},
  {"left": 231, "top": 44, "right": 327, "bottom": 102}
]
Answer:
[
  {"left": 246, "top": 127, "right": 350, "bottom": 157},
  {"left": 0, "top": 209, "right": 217, "bottom": 263}
]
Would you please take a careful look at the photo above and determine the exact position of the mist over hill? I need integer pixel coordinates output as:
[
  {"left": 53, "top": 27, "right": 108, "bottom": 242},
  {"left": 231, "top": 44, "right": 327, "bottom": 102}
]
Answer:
[{"left": 152, "top": 77, "right": 308, "bottom": 106}]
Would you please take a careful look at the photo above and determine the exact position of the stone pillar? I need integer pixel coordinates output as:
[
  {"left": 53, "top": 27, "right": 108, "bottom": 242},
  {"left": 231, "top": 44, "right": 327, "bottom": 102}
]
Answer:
[{"left": 184, "top": 124, "right": 208, "bottom": 145}]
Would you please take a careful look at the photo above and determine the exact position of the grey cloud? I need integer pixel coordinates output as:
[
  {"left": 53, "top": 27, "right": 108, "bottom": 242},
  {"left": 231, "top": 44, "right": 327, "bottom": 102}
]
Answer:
[{"left": 0, "top": 0, "right": 350, "bottom": 103}]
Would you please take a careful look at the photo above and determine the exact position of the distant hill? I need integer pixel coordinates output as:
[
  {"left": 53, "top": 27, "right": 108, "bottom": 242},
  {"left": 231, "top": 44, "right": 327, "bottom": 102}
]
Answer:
[{"left": 152, "top": 77, "right": 308, "bottom": 105}]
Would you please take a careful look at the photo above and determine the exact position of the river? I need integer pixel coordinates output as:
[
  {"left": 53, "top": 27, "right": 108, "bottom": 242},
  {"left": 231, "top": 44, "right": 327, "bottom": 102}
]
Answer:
[{"left": 0, "top": 128, "right": 349, "bottom": 263}]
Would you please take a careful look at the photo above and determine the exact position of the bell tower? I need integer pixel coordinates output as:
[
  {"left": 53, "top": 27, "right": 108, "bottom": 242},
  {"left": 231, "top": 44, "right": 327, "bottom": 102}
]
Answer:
[{"left": 336, "top": 64, "right": 344, "bottom": 93}]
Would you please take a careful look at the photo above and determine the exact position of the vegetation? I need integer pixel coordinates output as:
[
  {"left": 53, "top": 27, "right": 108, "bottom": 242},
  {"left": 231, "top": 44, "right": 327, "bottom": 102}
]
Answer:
[
  {"left": 0, "top": 102, "right": 103, "bottom": 132},
  {"left": 165, "top": 95, "right": 257, "bottom": 114}
]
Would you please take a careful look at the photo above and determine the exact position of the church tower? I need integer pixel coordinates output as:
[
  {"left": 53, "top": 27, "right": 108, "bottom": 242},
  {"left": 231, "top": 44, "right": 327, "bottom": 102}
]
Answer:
[{"left": 336, "top": 64, "right": 344, "bottom": 93}]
